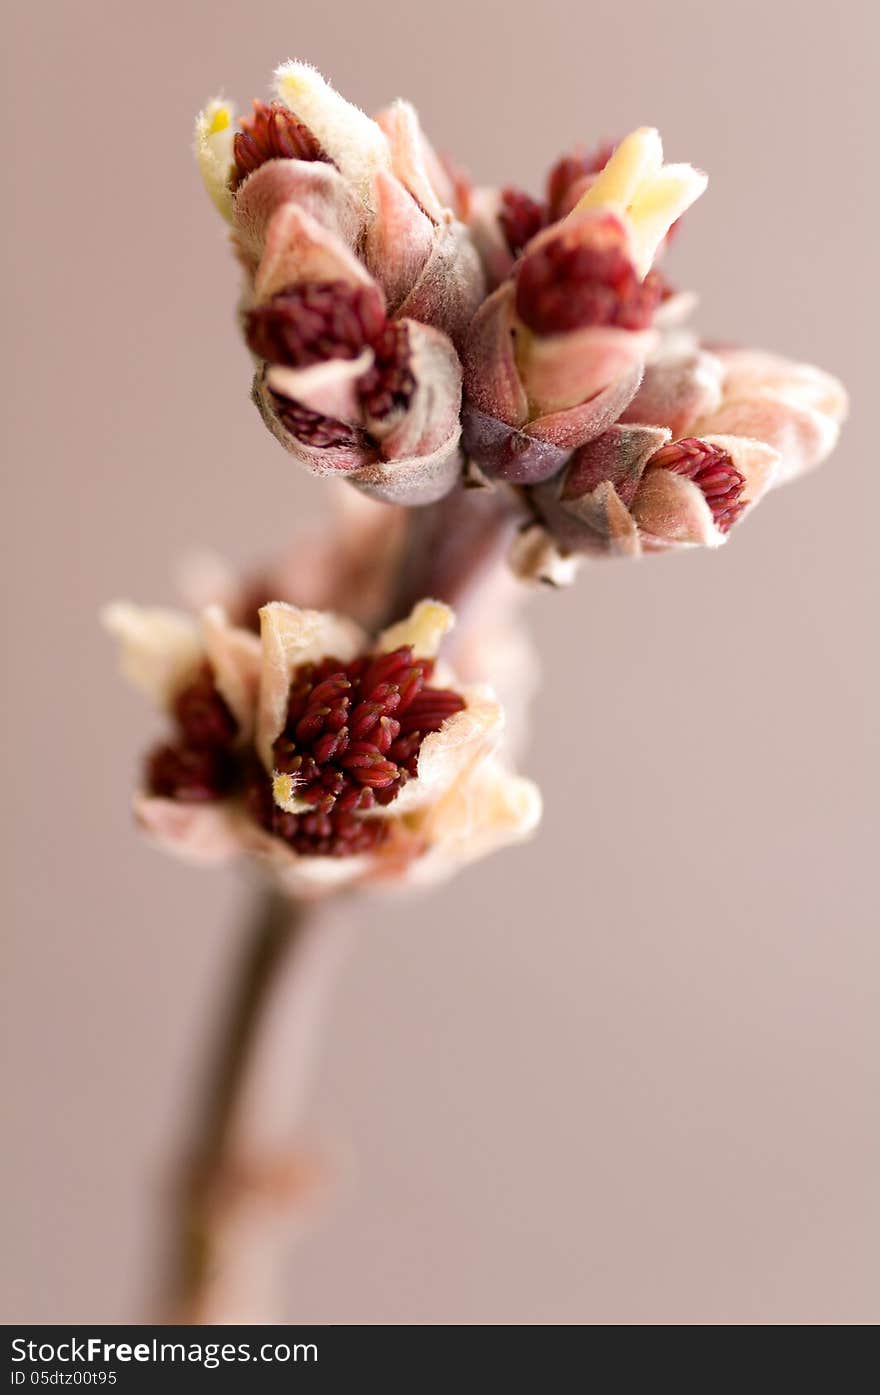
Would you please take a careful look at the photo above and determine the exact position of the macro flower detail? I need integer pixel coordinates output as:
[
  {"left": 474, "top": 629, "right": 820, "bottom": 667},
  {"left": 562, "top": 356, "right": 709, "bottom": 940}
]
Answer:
[
  {"left": 192, "top": 67, "right": 847, "bottom": 561},
  {"left": 231, "top": 101, "right": 329, "bottom": 189},
  {"left": 104, "top": 599, "right": 540, "bottom": 894},
  {"left": 99, "top": 57, "right": 854, "bottom": 1326},
  {"left": 527, "top": 342, "right": 846, "bottom": 557},
  {"left": 195, "top": 64, "right": 485, "bottom": 505},
  {"left": 461, "top": 129, "right": 706, "bottom": 486}
]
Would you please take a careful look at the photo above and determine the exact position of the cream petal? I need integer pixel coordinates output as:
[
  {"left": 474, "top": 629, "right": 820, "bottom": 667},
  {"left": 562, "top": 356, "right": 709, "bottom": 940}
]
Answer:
[
  {"left": 387, "top": 683, "right": 504, "bottom": 816},
  {"left": 253, "top": 202, "right": 376, "bottom": 305},
  {"left": 257, "top": 602, "right": 366, "bottom": 770},
  {"left": 574, "top": 127, "right": 664, "bottom": 214},
  {"left": 626, "top": 164, "right": 708, "bottom": 276},
  {"left": 135, "top": 795, "right": 242, "bottom": 864},
  {"left": 200, "top": 605, "right": 262, "bottom": 739},
  {"left": 267, "top": 352, "right": 373, "bottom": 423},
  {"left": 274, "top": 61, "right": 390, "bottom": 204},
  {"left": 363, "top": 169, "right": 434, "bottom": 310},
  {"left": 462, "top": 282, "right": 529, "bottom": 427},
  {"left": 377, "top": 600, "right": 455, "bottom": 657},
  {"left": 194, "top": 99, "right": 236, "bottom": 222},
  {"left": 571, "top": 130, "right": 706, "bottom": 276},
  {"left": 102, "top": 603, "right": 203, "bottom": 710},
  {"left": 405, "top": 760, "right": 542, "bottom": 885},
  {"left": 630, "top": 467, "right": 721, "bottom": 548}
]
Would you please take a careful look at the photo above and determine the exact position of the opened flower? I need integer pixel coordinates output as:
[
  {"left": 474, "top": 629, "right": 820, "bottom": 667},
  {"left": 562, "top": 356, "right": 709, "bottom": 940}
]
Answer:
[
  {"left": 103, "top": 598, "right": 540, "bottom": 895},
  {"left": 462, "top": 129, "right": 706, "bottom": 485},
  {"left": 195, "top": 64, "right": 485, "bottom": 505}
]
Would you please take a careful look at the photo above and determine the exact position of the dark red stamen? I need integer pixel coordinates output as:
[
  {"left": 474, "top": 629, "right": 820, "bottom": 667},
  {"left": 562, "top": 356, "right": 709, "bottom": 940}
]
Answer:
[
  {"left": 146, "top": 742, "right": 236, "bottom": 802},
  {"left": 498, "top": 187, "right": 548, "bottom": 257},
  {"left": 231, "top": 100, "right": 328, "bottom": 189},
  {"left": 516, "top": 230, "right": 663, "bottom": 335},
  {"left": 172, "top": 663, "right": 238, "bottom": 748},
  {"left": 271, "top": 395, "right": 361, "bottom": 451},
  {"left": 246, "top": 282, "right": 386, "bottom": 369},
  {"left": 146, "top": 665, "right": 238, "bottom": 801},
  {"left": 272, "top": 645, "right": 464, "bottom": 824},
  {"left": 241, "top": 761, "right": 390, "bottom": 857},
  {"left": 358, "top": 323, "right": 416, "bottom": 420},
  {"left": 648, "top": 437, "right": 747, "bottom": 533},
  {"left": 144, "top": 647, "right": 464, "bottom": 857}
]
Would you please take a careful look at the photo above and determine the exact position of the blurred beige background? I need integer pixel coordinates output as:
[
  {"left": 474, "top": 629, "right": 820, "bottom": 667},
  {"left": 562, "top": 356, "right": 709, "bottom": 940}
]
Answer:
[{"left": 3, "top": 0, "right": 876, "bottom": 1324}]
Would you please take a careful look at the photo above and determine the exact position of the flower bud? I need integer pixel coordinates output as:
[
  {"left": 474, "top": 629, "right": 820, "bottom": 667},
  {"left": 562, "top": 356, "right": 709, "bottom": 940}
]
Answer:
[
  {"left": 194, "top": 64, "right": 487, "bottom": 505},
  {"left": 462, "top": 211, "right": 658, "bottom": 484}
]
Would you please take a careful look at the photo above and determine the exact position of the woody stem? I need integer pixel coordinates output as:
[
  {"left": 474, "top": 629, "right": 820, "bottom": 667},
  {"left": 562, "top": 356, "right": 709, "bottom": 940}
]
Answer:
[
  {"left": 383, "top": 483, "right": 526, "bottom": 628},
  {"left": 161, "top": 885, "right": 351, "bottom": 1324}
]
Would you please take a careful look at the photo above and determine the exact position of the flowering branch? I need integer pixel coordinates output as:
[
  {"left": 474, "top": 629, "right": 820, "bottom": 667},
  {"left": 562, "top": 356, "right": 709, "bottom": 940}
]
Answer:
[{"left": 103, "top": 57, "right": 847, "bottom": 1323}]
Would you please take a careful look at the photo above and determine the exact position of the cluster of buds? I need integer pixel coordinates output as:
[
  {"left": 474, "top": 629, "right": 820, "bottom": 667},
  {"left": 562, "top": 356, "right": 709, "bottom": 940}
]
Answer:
[
  {"left": 104, "top": 598, "right": 540, "bottom": 895},
  {"left": 519, "top": 343, "right": 847, "bottom": 563},
  {"left": 196, "top": 64, "right": 484, "bottom": 505},
  {"left": 196, "top": 72, "right": 846, "bottom": 566},
  {"left": 108, "top": 62, "right": 848, "bottom": 891},
  {"left": 461, "top": 127, "right": 846, "bottom": 565}
]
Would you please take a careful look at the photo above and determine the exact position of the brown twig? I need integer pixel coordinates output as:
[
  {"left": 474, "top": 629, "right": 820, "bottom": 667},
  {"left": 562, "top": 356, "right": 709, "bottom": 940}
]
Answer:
[
  {"left": 162, "top": 885, "right": 351, "bottom": 1324},
  {"left": 383, "top": 482, "right": 526, "bottom": 627}
]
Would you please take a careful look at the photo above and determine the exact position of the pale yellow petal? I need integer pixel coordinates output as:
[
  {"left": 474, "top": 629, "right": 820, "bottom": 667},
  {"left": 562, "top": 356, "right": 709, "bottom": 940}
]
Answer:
[
  {"left": 256, "top": 602, "right": 366, "bottom": 770},
  {"left": 574, "top": 127, "right": 663, "bottom": 214},
  {"left": 572, "top": 129, "right": 707, "bottom": 277},
  {"left": 274, "top": 61, "right": 390, "bottom": 203},
  {"left": 194, "top": 99, "right": 236, "bottom": 222},
  {"left": 388, "top": 683, "right": 503, "bottom": 816},
  {"left": 102, "top": 603, "right": 203, "bottom": 710},
  {"left": 407, "top": 760, "right": 542, "bottom": 884},
  {"left": 377, "top": 599, "right": 455, "bottom": 658},
  {"left": 627, "top": 164, "right": 708, "bottom": 276},
  {"left": 201, "top": 605, "right": 262, "bottom": 738}
]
